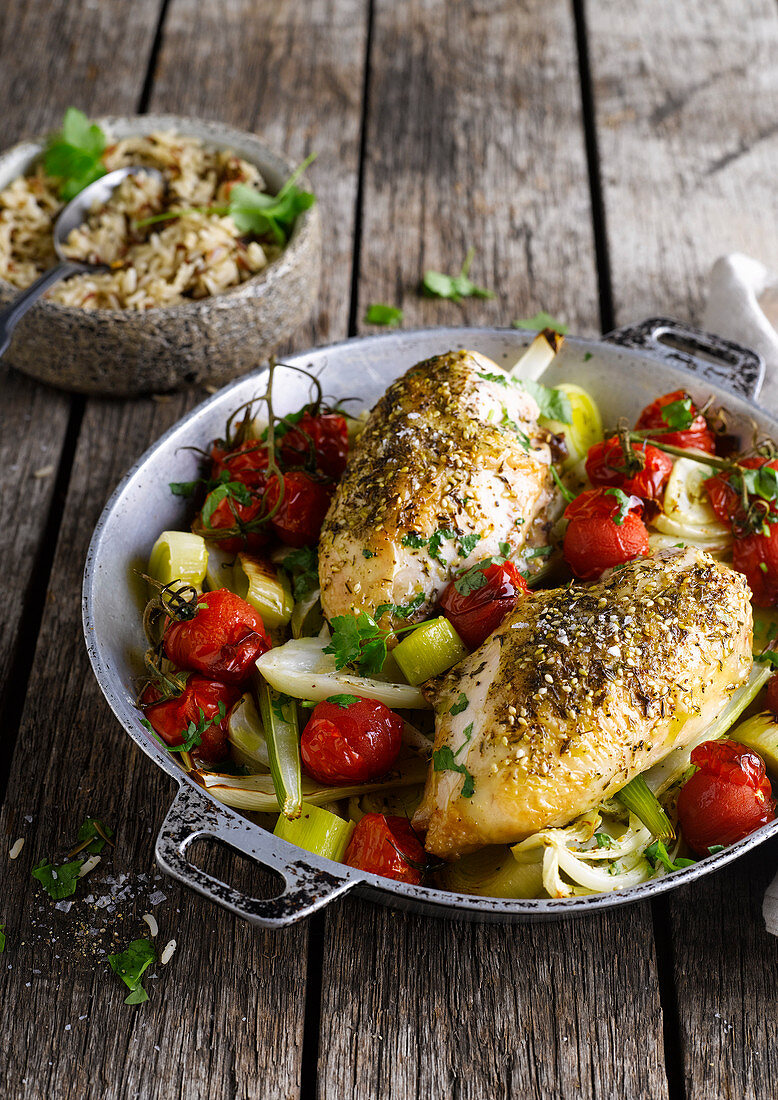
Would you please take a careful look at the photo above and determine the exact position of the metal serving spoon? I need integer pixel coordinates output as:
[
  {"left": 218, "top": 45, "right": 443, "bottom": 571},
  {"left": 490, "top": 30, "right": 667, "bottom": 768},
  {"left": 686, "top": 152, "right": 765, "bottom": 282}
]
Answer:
[{"left": 0, "top": 165, "right": 163, "bottom": 358}]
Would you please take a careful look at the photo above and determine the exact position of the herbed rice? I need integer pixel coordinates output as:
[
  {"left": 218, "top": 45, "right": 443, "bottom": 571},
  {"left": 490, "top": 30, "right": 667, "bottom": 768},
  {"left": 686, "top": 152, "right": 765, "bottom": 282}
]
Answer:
[{"left": 0, "top": 131, "right": 282, "bottom": 310}]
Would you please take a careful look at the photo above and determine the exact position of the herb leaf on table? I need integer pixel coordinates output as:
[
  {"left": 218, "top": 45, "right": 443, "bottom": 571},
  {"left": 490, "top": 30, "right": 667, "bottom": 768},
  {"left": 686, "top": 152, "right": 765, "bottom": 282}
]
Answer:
[
  {"left": 422, "top": 247, "right": 494, "bottom": 302},
  {"left": 108, "top": 938, "right": 156, "bottom": 1005},
  {"left": 512, "top": 311, "right": 568, "bottom": 335}
]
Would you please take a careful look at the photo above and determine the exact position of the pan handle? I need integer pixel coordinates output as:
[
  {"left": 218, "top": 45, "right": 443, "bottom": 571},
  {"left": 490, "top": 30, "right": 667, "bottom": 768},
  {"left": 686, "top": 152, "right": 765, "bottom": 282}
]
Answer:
[
  {"left": 155, "top": 781, "right": 360, "bottom": 929},
  {"left": 603, "top": 316, "right": 765, "bottom": 402}
]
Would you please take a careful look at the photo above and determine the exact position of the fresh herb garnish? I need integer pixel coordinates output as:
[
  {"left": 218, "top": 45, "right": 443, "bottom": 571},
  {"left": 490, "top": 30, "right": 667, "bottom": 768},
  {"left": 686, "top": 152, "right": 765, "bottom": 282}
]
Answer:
[
  {"left": 150, "top": 703, "right": 226, "bottom": 755},
  {"left": 76, "top": 818, "right": 114, "bottom": 855},
  {"left": 44, "top": 108, "right": 106, "bottom": 200},
  {"left": 453, "top": 554, "right": 507, "bottom": 595},
  {"left": 428, "top": 528, "right": 457, "bottom": 563},
  {"left": 325, "top": 595, "right": 424, "bottom": 675},
  {"left": 281, "top": 545, "right": 319, "bottom": 601},
  {"left": 421, "top": 247, "right": 494, "bottom": 303},
  {"left": 364, "top": 303, "right": 403, "bottom": 327},
  {"left": 325, "top": 694, "right": 360, "bottom": 709},
  {"left": 457, "top": 533, "right": 482, "bottom": 558},
  {"left": 454, "top": 722, "right": 474, "bottom": 757},
  {"left": 498, "top": 541, "right": 511, "bottom": 557},
  {"left": 707, "top": 844, "right": 725, "bottom": 855},
  {"left": 660, "top": 396, "right": 695, "bottom": 431},
  {"left": 523, "top": 545, "right": 553, "bottom": 559},
  {"left": 605, "top": 487, "right": 634, "bottom": 526},
  {"left": 644, "top": 839, "right": 696, "bottom": 873},
  {"left": 169, "top": 480, "right": 199, "bottom": 497},
  {"left": 401, "top": 532, "right": 427, "bottom": 549},
  {"left": 756, "top": 649, "right": 778, "bottom": 668},
  {"left": 478, "top": 370, "right": 509, "bottom": 387},
  {"left": 583, "top": 352, "right": 593, "bottom": 362},
  {"left": 432, "top": 746, "right": 475, "bottom": 797},
  {"left": 362, "top": 548, "right": 375, "bottom": 559},
  {"left": 550, "top": 464, "right": 576, "bottom": 503},
  {"left": 594, "top": 832, "right": 614, "bottom": 849},
  {"left": 511, "top": 311, "right": 568, "bottom": 335},
  {"left": 500, "top": 408, "right": 531, "bottom": 448},
  {"left": 200, "top": 479, "right": 254, "bottom": 528},
  {"left": 450, "top": 693, "right": 469, "bottom": 716},
  {"left": 521, "top": 379, "right": 572, "bottom": 424},
  {"left": 107, "top": 938, "right": 156, "bottom": 1005},
  {"left": 31, "top": 858, "right": 84, "bottom": 900}
]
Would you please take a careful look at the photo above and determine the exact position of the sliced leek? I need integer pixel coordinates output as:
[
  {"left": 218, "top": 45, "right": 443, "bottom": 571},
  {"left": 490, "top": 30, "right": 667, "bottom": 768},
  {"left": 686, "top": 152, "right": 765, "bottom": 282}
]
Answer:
[
  {"left": 615, "top": 776, "right": 674, "bottom": 840},
  {"left": 437, "top": 845, "right": 544, "bottom": 899},
  {"left": 227, "top": 693, "right": 269, "bottom": 772},
  {"left": 393, "top": 618, "right": 468, "bottom": 685},
  {"left": 541, "top": 383, "right": 604, "bottom": 468},
  {"left": 663, "top": 458, "right": 722, "bottom": 527},
  {"left": 204, "top": 540, "right": 236, "bottom": 593},
  {"left": 256, "top": 636, "right": 430, "bottom": 709},
  {"left": 148, "top": 531, "right": 208, "bottom": 590},
  {"left": 273, "top": 801, "right": 355, "bottom": 861},
  {"left": 198, "top": 752, "right": 427, "bottom": 812},
  {"left": 509, "top": 329, "right": 564, "bottom": 381},
  {"left": 729, "top": 712, "right": 778, "bottom": 777},
  {"left": 234, "top": 554, "right": 293, "bottom": 628},
  {"left": 257, "top": 680, "right": 302, "bottom": 819}
]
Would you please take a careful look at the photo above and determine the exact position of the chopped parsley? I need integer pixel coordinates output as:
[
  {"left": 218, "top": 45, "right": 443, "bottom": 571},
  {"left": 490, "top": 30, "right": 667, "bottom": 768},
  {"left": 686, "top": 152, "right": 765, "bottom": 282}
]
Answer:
[
  {"left": 660, "top": 396, "right": 695, "bottom": 431},
  {"left": 605, "top": 487, "right": 634, "bottom": 526},
  {"left": 324, "top": 611, "right": 390, "bottom": 675},
  {"left": 432, "top": 746, "right": 475, "bottom": 798},
  {"left": 450, "top": 693, "right": 469, "bottom": 716},
  {"left": 521, "top": 379, "right": 572, "bottom": 424},
  {"left": 428, "top": 528, "right": 457, "bottom": 562},
  {"left": 200, "top": 478, "right": 254, "bottom": 527},
  {"left": 644, "top": 839, "right": 696, "bottom": 873},
  {"left": 454, "top": 722, "right": 474, "bottom": 757},
  {"left": 500, "top": 409, "right": 531, "bottom": 448},
  {"left": 324, "top": 694, "right": 360, "bottom": 709},
  {"left": 453, "top": 554, "right": 507, "bottom": 595},
  {"left": 478, "top": 370, "right": 509, "bottom": 387},
  {"left": 457, "top": 533, "right": 482, "bottom": 558},
  {"left": 421, "top": 248, "right": 494, "bottom": 302},
  {"left": 362, "top": 548, "right": 375, "bottom": 559},
  {"left": 511, "top": 311, "right": 568, "bottom": 335},
  {"left": 401, "top": 532, "right": 427, "bottom": 549},
  {"left": 31, "top": 858, "right": 84, "bottom": 901},
  {"left": 107, "top": 938, "right": 156, "bottom": 1005},
  {"left": 365, "top": 303, "right": 403, "bottom": 327},
  {"left": 594, "top": 832, "right": 614, "bottom": 849},
  {"left": 143, "top": 704, "right": 226, "bottom": 754},
  {"left": 282, "top": 545, "right": 319, "bottom": 601}
]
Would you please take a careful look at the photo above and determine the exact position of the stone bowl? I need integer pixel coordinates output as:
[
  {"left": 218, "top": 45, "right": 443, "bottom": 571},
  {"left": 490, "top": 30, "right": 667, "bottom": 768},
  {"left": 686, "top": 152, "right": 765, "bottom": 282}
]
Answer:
[{"left": 0, "top": 115, "right": 322, "bottom": 395}]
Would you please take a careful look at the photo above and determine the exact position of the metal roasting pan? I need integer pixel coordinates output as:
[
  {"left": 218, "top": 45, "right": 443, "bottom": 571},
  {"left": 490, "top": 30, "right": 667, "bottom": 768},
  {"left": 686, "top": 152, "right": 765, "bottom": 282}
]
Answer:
[{"left": 83, "top": 318, "right": 778, "bottom": 928}]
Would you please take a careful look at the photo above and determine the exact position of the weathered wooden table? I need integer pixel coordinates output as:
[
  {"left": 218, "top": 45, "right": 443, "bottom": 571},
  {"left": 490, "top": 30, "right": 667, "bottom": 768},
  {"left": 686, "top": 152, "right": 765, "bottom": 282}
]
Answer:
[{"left": 2, "top": 2, "right": 778, "bottom": 1097}]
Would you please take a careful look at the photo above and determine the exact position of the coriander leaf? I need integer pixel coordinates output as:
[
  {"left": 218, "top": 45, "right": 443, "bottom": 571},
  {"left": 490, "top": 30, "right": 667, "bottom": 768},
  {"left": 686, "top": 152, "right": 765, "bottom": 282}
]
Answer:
[
  {"left": 594, "top": 832, "right": 614, "bottom": 849},
  {"left": 421, "top": 248, "right": 494, "bottom": 302},
  {"left": 169, "top": 480, "right": 199, "bottom": 498},
  {"left": 511, "top": 311, "right": 568, "bottom": 335},
  {"left": 428, "top": 528, "right": 456, "bottom": 563},
  {"left": 454, "top": 721, "right": 474, "bottom": 757},
  {"left": 453, "top": 558, "right": 502, "bottom": 595},
  {"left": 735, "top": 465, "right": 778, "bottom": 505},
  {"left": 477, "top": 370, "right": 509, "bottom": 387},
  {"left": 521, "top": 380, "right": 572, "bottom": 424},
  {"left": 43, "top": 108, "right": 106, "bottom": 200},
  {"left": 200, "top": 479, "right": 254, "bottom": 528},
  {"left": 365, "top": 303, "right": 403, "bottom": 327},
  {"left": 228, "top": 154, "right": 316, "bottom": 244},
  {"left": 660, "top": 396, "right": 694, "bottom": 431},
  {"left": 583, "top": 352, "right": 593, "bottom": 362},
  {"left": 500, "top": 408, "right": 531, "bottom": 448},
  {"left": 77, "top": 817, "right": 114, "bottom": 855},
  {"left": 605, "top": 486, "right": 634, "bottom": 526},
  {"left": 432, "top": 746, "right": 475, "bottom": 798},
  {"left": 358, "top": 634, "right": 389, "bottom": 676},
  {"left": 644, "top": 839, "right": 696, "bottom": 873},
  {"left": 362, "top": 548, "right": 375, "bottom": 559},
  {"left": 62, "top": 106, "right": 105, "bottom": 158},
  {"left": 393, "top": 592, "right": 425, "bottom": 619},
  {"left": 498, "top": 541, "right": 511, "bottom": 557},
  {"left": 450, "top": 693, "right": 469, "bottom": 716},
  {"left": 457, "top": 533, "right": 481, "bottom": 558},
  {"left": 31, "top": 858, "right": 84, "bottom": 900},
  {"left": 325, "top": 694, "right": 360, "bottom": 708},
  {"left": 108, "top": 938, "right": 156, "bottom": 1003},
  {"left": 401, "top": 532, "right": 427, "bottom": 549},
  {"left": 324, "top": 611, "right": 387, "bottom": 675},
  {"left": 0, "top": 925, "right": 5, "bottom": 953}
]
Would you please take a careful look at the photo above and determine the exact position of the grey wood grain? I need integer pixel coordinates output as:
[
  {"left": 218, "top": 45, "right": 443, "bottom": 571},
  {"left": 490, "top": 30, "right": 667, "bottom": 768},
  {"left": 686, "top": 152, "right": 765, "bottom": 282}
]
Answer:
[
  {"left": 0, "top": 1, "right": 369, "bottom": 1097},
  {"left": 587, "top": 3, "right": 778, "bottom": 1097},
  {"left": 0, "top": 0, "right": 163, "bottom": 754},
  {"left": 317, "top": 3, "right": 669, "bottom": 1098}
]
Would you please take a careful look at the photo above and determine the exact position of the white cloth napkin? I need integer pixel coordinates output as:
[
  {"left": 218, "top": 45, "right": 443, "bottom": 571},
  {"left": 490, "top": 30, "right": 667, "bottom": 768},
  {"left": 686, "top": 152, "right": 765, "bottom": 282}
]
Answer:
[{"left": 701, "top": 252, "right": 778, "bottom": 935}]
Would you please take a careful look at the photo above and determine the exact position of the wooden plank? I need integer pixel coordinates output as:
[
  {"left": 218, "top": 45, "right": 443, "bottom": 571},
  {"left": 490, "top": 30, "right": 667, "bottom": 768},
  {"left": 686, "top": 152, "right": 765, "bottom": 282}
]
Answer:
[
  {"left": 0, "top": 1, "right": 368, "bottom": 1097},
  {"left": 586, "top": 3, "right": 778, "bottom": 1097},
  {"left": 0, "top": 0, "right": 164, "bottom": 742},
  {"left": 318, "top": 3, "right": 668, "bottom": 1098}
]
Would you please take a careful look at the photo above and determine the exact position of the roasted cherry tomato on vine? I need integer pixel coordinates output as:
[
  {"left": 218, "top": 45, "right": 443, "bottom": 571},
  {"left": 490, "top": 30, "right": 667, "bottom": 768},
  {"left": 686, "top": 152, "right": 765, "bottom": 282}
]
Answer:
[
  {"left": 343, "top": 813, "right": 426, "bottom": 885},
  {"left": 279, "top": 411, "right": 349, "bottom": 478},
  {"left": 439, "top": 559, "right": 529, "bottom": 650},
  {"left": 264, "top": 471, "right": 333, "bottom": 547},
  {"left": 732, "top": 527, "right": 778, "bottom": 606},
  {"left": 677, "top": 738, "right": 776, "bottom": 856},
  {"left": 585, "top": 437, "right": 674, "bottom": 502},
  {"left": 197, "top": 485, "right": 268, "bottom": 554},
  {"left": 300, "top": 696, "right": 403, "bottom": 784},
  {"left": 141, "top": 675, "right": 240, "bottom": 763},
  {"left": 635, "top": 389, "right": 715, "bottom": 453},
  {"left": 563, "top": 488, "right": 649, "bottom": 580},
  {"left": 705, "top": 457, "right": 778, "bottom": 532},
  {"left": 210, "top": 439, "right": 270, "bottom": 492},
  {"left": 163, "top": 589, "right": 270, "bottom": 684}
]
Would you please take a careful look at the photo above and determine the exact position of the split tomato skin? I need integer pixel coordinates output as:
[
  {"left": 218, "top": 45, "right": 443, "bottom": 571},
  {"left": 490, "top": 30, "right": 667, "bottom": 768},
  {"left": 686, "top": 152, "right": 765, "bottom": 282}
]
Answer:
[
  {"left": 439, "top": 560, "right": 529, "bottom": 650},
  {"left": 562, "top": 488, "right": 649, "bottom": 581},
  {"left": 163, "top": 589, "right": 270, "bottom": 684},
  {"left": 280, "top": 412, "right": 349, "bottom": 478},
  {"left": 585, "top": 438, "right": 674, "bottom": 501},
  {"left": 264, "top": 471, "right": 333, "bottom": 547},
  {"left": 343, "top": 813, "right": 426, "bottom": 885},
  {"left": 141, "top": 675, "right": 240, "bottom": 763},
  {"left": 210, "top": 439, "right": 271, "bottom": 492},
  {"left": 677, "top": 739, "right": 776, "bottom": 856},
  {"left": 300, "top": 697, "right": 403, "bottom": 784},
  {"left": 635, "top": 389, "right": 715, "bottom": 453}
]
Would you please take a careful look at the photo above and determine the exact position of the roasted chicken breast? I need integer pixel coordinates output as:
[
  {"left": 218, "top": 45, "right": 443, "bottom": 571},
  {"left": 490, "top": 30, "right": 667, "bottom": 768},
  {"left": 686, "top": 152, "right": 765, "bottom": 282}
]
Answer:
[
  {"left": 413, "top": 548, "right": 752, "bottom": 858},
  {"left": 319, "top": 350, "right": 557, "bottom": 632}
]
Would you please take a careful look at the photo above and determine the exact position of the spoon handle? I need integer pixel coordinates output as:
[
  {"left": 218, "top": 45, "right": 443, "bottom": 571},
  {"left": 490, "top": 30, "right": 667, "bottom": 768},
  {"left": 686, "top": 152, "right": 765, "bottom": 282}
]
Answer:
[{"left": 0, "top": 261, "right": 92, "bottom": 359}]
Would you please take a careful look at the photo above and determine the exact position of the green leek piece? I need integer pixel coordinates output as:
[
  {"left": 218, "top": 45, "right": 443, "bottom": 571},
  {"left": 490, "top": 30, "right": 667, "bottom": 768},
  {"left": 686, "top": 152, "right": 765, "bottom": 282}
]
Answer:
[
  {"left": 148, "top": 531, "right": 208, "bottom": 590},
  {"left": 234, "top": 553, "right": 293, "bottom": 628},
  {"left": 257, "top": 680, "right": 302, "bottom": 819},
  {"left": 227, "top": 693, "right": 270, "bottom": 772},
  {"left": 615, "top": 775, "right": 674, "bottom": 841},
  {"left": 437, "top": 845, "right": 544, "bottom": 899},
  {"left": 393, "top": 617, "right": 468, "bottom": 685},
  {"left": 729, "top": 712, "right": 778, "bottom": 777},
  {"left": 273, "top": 801, "right": 355, "bottom": 861}
]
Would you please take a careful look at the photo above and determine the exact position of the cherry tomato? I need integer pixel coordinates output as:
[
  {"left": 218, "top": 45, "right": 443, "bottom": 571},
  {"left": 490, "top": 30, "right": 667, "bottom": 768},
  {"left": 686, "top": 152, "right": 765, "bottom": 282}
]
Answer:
[
  {"left": 677, "top": 738, "right": 776, "bottom": 856},
  {"left": 635, "top": 389, "right": 715, "bottom": 452},
  {"left": 732, "top": 527, "right": 778, "bottom": 606},
  {"left": 210, "top": 439, "right": 271, "bottom": 492},
  {"left": 141, "top": 675, "right": 240, "bottom": 763},
  {"left": 439, "top": 559, "right": 529, "bottom": 650},
  {"left": 343, "top": 813, "right": 426, "bottom": 884},
  {"left": 562, "top": 488, "right": 649, "bottom": 580},
  {"left": 585, "top": 437, "right": 674, "bottom": 501},
  {"left": 766, "top": 675, "right": 778, "bottom": 719},
  {"left": 280, "top": 411, "right": 349, "bottom": 478},
  {"left": 197, "top": 485, "right": 268, "bottom": 554},
  {"left": 264, "top": 471, "right": 333, "bottom": 547},
  {"left": 163, "top": 589, "right": 270, "bottom": 684},
  {"left": 705, "top": 457, "right": 778, "bottom": 532},
  {"left": 300, "top": 696, "right": 403, "bottom": 784}
]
